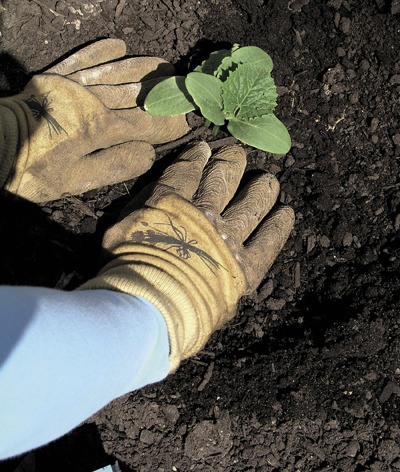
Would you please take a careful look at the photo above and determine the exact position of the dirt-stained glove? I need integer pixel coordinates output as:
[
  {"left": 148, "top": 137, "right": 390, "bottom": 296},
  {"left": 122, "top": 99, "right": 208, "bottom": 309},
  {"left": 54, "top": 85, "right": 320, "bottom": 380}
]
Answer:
[
  {"left": 0, "top": 39, "right": 188, "bottom": 202},
  {"left": 80, "top": 142, "right": 294, "bottom": 371}
]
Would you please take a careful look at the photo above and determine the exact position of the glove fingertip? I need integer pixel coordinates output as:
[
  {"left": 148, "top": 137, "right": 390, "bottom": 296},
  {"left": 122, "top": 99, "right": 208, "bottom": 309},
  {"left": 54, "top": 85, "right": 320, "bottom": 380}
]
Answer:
[
  {"left": 46, "top": 39, "right": 127, "bottom": 76},
  {"left": 242, "top": 205, "right": 295, "bottom": 291}
]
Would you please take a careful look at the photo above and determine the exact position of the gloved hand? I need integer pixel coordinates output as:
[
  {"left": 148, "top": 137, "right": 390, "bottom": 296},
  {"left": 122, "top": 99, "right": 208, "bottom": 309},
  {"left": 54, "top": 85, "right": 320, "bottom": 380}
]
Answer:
[
  {"left": 80, "top": 142, "right": 294, "bottom": 371},
  {"left": 0, "top": 39, "right": 188, "bottom": 202}
]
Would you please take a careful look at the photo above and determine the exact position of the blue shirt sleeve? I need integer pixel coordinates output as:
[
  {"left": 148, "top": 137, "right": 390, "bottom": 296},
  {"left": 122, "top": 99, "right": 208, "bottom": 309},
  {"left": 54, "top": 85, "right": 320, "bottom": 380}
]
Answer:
[{"left": 0, "top": 287, "right": 170, "bottom": 460}]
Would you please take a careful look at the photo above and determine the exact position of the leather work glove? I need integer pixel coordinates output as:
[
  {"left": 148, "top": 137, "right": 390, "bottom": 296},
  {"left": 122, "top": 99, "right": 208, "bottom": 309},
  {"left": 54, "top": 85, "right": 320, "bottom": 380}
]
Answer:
[
  {"left": 80, "top": 141, "right": 295, "bottom": 372},
  {"left": 0, "top": 39, "right": 188, "bottom": 202}
]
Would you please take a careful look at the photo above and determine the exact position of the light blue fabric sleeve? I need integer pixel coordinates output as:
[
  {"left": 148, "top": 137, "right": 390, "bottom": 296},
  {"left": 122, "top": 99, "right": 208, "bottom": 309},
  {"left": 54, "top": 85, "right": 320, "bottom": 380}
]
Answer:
[{"left": 0, "top": 287, "right": 171, "bottom": 460}]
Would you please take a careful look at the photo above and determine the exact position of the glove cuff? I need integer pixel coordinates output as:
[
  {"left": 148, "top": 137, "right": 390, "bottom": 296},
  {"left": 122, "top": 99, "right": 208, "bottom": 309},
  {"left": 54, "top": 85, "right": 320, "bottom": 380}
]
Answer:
[
  {"left": 0, "top": 99, "right": 29, "bottom": 193},
  {"left": 0, "top": 105, "right": 20, "bottom": 189},
  {"left": 79, "top": 195, "right": 247, "bottom": 372}
]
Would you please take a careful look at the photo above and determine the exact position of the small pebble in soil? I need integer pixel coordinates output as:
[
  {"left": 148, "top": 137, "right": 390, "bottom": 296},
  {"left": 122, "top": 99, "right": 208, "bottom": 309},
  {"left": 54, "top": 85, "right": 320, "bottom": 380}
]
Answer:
[
  {"left": 392, "top": 133, "right": 400, "bottom": 146},
  {"left": 51, "top": 210, "right": 63, "bottom": 222},
  {"left": 320, "top": 235, "right": 331, "bottom": 248},
  {"left": 340, "top": 17, "right": 351, "bottom": 34},
  {"left": 265, "top": 298, "right": 286, "bottom": 311},
  {"left": 266, "top": 453, "right": 280, "bottom": 468},
  {"left": 349, "top": 92, "right": 359, "bottom": 104},
  {"left": 307, "top": 234, "right": 317, "bottom": 253},
  {"left": 353, "top": 235, "right": 362, "bottom": 248},
  {"left": 346, "top": 440, "right": 360, "bottom": 457},
  {"left": 269, "top": 164, "right": 282, "bottom": 174},
  {"left": 370, "top": 117, "right": 379, "bottom": 133},
  {"left": 360, "top": 59, "right": 370, "bottom": 71},
  {"left": 389, "top": 74, "right": 400, "bottom": 85},
  {"left": 285, "top": 155, "right": 295, "bottom": 167},
  {"left": 343, "top": 232, "right": 353, "bottom": 247},
  {"left": 334, "top": 12, "right": 341, "bottom": 28},
  {"left": 392, "top": 0, "right": 400, "bottom": 15},
  {"left": 259, "top": 278, "right": 274, "bottom": 298},
  {"left": 394, "top": 214, "right": 400, "bottom": 231},
  {"left": 337, "top": 47, "right": 346, "bottom": 57},
  {"left": 294, "top": 262, "right": 301, "bottom": 288}
]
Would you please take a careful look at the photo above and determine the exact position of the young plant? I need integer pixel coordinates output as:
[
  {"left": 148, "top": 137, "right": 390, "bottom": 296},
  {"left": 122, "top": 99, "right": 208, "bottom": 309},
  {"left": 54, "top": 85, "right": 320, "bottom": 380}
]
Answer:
[{"left": 144, "top": 44, "right": 291, "bottom": 154}]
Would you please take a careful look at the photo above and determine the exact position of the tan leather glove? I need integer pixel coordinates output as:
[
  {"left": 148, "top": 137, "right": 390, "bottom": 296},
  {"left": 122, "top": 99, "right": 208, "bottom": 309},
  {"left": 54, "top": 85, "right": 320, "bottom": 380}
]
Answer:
[
  {"left": 80, "top": 142, "right": 294, "bottom": 371},
  {"left": 0, "top": 39, "right": 188, "bottom": 202}
]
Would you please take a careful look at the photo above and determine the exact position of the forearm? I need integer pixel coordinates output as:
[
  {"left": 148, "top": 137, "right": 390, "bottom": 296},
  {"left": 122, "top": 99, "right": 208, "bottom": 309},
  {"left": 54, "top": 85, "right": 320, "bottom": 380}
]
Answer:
[{"left": 0, "top": 286, "right": 170, "bottom": 460}]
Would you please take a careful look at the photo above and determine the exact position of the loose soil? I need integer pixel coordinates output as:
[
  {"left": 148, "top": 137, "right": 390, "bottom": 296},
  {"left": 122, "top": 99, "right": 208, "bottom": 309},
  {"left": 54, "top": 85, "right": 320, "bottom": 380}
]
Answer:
[{"left": 1, "top": 1, "right": 400, "bottom": 471}]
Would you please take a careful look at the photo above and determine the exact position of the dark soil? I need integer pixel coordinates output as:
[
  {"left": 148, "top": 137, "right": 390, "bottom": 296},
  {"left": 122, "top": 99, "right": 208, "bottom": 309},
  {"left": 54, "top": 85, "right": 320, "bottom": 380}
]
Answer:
[{"left": 1, "top": 0, "right": 400, "bottom": 471}]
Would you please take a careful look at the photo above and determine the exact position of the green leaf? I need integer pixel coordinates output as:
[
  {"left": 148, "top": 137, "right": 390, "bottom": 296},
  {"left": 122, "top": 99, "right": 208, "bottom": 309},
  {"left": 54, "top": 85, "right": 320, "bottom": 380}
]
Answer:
[
  {"left": 185, "top": 72, "right": 225, "bottom": 126},
  {"left": 216, "top": 45, "right": 273, "bottom": 80},
  {"left": 194, "top": 48, "right": 233, "bottom": 75},
  {"left": 222, "top": 63, "right": 277, "bottom": 120},
  {"left": 227, "top": 114, "right": 291, "bottom": 154},
  {"left": 231, "top": 46, "right": 273, "bottom": 73},
  {"left": 144, "top": 76, "right": 196, "bottom": 116},
  {"left": 213, "top": 44, "right": 241, "bottom": 79}
]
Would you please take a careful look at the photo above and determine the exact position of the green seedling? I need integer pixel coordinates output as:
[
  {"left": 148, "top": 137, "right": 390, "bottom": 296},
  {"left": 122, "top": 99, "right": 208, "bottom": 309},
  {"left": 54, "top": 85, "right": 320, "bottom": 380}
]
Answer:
[{"left": 144, "top": 44, "right": 291, "bottom": 154}]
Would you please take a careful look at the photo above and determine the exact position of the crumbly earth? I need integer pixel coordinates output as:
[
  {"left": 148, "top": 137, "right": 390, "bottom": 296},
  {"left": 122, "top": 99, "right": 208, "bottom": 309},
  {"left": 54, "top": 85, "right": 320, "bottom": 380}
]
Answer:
[{"left": 1, "top": 0, "right": 400, "bottom": 471}]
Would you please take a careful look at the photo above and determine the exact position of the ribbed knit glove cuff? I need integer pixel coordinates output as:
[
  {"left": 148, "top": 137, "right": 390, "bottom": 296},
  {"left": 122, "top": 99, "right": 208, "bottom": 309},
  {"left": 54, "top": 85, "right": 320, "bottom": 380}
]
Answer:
[
  {"left": 79, "top": 195, "right": 247, "bottom": 372},
  {"left": 0, "top": 103, "right": 24, "bottom": 189}
]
